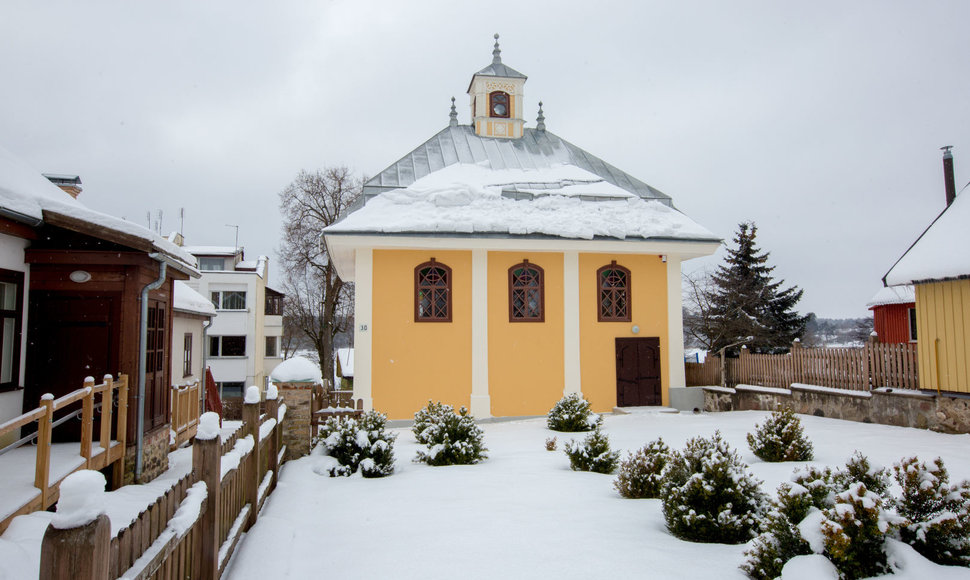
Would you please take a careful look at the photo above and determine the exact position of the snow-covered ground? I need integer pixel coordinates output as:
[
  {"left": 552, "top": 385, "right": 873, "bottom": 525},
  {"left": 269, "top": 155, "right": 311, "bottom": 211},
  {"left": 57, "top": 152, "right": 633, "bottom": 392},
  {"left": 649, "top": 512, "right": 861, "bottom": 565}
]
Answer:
[{"left": 227, "top": 410, "right": 970, "bottom": 580}]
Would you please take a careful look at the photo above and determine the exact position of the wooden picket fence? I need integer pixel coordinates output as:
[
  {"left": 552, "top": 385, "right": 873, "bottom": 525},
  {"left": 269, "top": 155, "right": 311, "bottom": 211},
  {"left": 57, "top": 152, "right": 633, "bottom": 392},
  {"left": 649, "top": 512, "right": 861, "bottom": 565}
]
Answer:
[
  {"left": 42, "top": 393, "right": 287, "bottom": 580},
  {"left": 170, "top": 381, "right": 202, "bottom": 450},
  {"left": 0, "top": 375, "right": 129, "bottom": 533},
  {"left": 685, "top": 340, "right": 919, "bottom": 391}
]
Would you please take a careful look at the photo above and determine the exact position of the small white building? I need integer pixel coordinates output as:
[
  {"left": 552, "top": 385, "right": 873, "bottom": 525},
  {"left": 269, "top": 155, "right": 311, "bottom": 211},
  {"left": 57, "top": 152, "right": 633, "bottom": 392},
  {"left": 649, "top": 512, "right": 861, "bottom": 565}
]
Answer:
[
  {"left": 171, "top": 280, "right": 216, "bottom": 388},
  {"left": 174, "top": 242, "right": 284, "bottom": 399}
]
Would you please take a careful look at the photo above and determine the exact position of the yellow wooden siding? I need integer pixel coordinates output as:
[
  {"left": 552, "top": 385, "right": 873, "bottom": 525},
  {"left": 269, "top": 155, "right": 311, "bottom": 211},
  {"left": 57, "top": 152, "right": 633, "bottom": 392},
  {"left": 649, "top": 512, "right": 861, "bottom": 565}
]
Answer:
[
  {"left": 578, "top": 254, "right": 669, "bottom": 412},
  {"left": 371, "top": 249, "right": 473, "bottom": 419},
  {"left": 916, "top": 279, "right": 970, "bottom": 393},
  {"left": 487, "top": 252, "right": 565, "bottom": 417}
]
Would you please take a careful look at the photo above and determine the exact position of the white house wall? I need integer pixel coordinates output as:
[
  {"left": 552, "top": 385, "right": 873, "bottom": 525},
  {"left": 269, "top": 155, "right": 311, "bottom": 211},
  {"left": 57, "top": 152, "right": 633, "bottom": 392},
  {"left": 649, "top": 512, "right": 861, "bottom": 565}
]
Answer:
[{"left": 0, "top": 233, "right": 29, "bottom": 445}]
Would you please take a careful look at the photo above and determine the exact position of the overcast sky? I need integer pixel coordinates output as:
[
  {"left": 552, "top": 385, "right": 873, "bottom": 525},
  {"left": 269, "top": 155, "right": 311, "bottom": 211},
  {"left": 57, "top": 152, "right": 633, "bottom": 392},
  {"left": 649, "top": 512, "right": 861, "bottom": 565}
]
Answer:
[{"left": 2, "top": 1, "right": 967, "bottom": 318}]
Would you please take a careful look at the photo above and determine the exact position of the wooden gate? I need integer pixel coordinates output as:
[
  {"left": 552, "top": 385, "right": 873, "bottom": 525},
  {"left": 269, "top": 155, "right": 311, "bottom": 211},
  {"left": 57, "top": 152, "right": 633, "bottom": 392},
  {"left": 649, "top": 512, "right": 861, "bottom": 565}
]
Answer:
[{"left": 615, "top": 337, "right": 662, "bottom": 406}]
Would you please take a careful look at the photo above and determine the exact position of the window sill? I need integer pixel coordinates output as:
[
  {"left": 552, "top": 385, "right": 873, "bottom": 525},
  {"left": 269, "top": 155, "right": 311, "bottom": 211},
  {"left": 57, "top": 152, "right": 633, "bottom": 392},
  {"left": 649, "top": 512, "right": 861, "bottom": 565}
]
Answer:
[
  {"left": 210, "top": 356, "right": 248, "bottom": 360},
  {"left": 0, "top": 384, "right": 24, "bottom": 394}
]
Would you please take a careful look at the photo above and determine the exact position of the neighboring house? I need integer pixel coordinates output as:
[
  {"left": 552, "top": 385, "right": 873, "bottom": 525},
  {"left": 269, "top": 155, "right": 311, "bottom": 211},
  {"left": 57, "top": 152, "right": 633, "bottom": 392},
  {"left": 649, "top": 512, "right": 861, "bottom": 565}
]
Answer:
[
  {"left": 335, "top": 347, "right": 354, "bottom": 390},
  {"left": 884, "top": 147, "right": 968, "bottom": 393},
  {"left": 0, "top": 144, "right": 199, "bottom": 484},
  {"left": 866, "top": 285, "right": 916, "bottom": 343},
  {"left": 172, "top": 241, "right": 284, "bottom": 403},
  {"left": 171, "top": 280, "right": 216, "bottom": 388},
  {"left": 323, "top": 38, "right": 720, "bottom": 420}
]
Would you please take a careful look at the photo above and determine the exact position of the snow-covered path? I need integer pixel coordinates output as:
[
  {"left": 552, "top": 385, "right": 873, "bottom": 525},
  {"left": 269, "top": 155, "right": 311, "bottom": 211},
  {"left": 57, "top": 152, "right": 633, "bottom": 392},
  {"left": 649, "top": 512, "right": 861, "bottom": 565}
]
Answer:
[{"left": 226, "top": 410, "right": 970, "bottom": 580}]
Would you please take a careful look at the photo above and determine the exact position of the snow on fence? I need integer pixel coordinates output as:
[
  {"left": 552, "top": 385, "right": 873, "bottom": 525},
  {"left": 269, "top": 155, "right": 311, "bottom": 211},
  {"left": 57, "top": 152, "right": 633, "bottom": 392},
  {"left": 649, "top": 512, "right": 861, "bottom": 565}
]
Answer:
[
  {"left": 40, "top": 394, "right": 286, "bottom": 580},
  {"left": 170, "top": 381, "right": 202, "bottom": 450},
  {"left": 685, "top": 339, "right": 919, "bottom": 391},
  {"left": 0, "top": 375, "right": 129, "bottom": 534}
]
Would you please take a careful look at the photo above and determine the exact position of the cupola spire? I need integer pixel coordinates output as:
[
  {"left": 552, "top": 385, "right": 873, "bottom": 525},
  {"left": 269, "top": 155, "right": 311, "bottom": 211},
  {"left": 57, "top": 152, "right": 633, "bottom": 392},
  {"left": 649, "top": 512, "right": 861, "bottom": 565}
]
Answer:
[
  {"left": 449, "top": 97, "right": 458, "bottom": 126},
  {"left": 536, "top": 101, "right": 545, "bottom": 132},
  {"left": 492, "top": 33, "right": 502, "bottom": 64}
]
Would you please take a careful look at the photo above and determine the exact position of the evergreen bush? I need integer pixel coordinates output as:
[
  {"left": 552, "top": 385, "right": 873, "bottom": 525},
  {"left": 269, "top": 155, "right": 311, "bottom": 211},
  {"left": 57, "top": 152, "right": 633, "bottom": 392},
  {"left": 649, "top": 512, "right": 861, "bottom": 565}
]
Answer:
[
  {"left": 661, "top": 431, "right": 768, "bottom": 544},
  {"left": 545, "top": 436, "right": 557, "bottom": 451},
  {"left": 316, "top": 410, "right": 397, "bottom": 477},
  {"left": 740, "top": 508, "right": 812, "bottom": 580},
  {"left": 412, "top": 401, "right": 487, "bottom": 466},
  {"left": 893, "top": 456, "right": 970, "bottom": 566},
  {"left": 613, "top": 438, "right": 670, "bottom": 499},
  {"left": 746, "top": 407, "right": 814, "bottom": 462},
  {"left": 563, "top": 427, "right": 619, "bottom": 474},
  {"left": 820, "top": 482, "right": 893, "bottom": 580},
  {"left": 547, "top": 393, "right": 602, "bottom": 432},
  {"left": 835, "top": 451, "right": 891, "bottom": 500}
]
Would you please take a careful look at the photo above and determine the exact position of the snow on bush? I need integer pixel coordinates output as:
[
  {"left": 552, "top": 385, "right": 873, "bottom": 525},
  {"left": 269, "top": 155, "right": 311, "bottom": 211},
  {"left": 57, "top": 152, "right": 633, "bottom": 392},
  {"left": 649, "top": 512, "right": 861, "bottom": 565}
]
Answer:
[
  {"left": 412, "top": 401, "right": 487, "bottom": 466},
  {"left": 746, "top": 407, "right": 814, "bottom": 462},
  {"left": 613, "top": 438, "right": 670, "bottom": 498},
  {"left": 545, "top": 436, "right": 557, "bottom": 451},
  {"left": 661, "top": 431, "right": 768, "bottom": 544},
  {"left": 740, "top": 507, "right": 812, "bottom": 580},
  {"left": 892, "top": 456, "right": 970, "bottom": 567},
  {"left": 820, "top": 482, "right": 895, "bottom": 580},
  {"left": 834, "top": 451, "right": 891, "bottom": 501},
  {"left": 546, "top": 393, "right": 602, "bottom": 432},
  {"left": 563, "top": 426, "right": 619, "bottom": 474},
  {"left": 315, "top": 410, "right": 397, "bottom": 477}
]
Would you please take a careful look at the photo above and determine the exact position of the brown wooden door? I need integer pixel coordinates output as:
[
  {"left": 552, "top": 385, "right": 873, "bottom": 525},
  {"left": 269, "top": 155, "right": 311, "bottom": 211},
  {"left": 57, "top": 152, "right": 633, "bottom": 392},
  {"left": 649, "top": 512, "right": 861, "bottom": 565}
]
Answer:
[
  {"left": 615, "top": 337, "right": 662, "bottom": 406},
  {"left": 145, "top": 300, "right": 168, "bottom": 430}
]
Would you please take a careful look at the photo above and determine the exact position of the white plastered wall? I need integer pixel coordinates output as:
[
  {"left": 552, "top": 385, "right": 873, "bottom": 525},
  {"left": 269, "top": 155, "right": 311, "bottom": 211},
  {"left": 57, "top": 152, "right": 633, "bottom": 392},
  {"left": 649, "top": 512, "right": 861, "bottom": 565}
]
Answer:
[{"left": 0, "top": 233, "right": 29, "bottom": 446}]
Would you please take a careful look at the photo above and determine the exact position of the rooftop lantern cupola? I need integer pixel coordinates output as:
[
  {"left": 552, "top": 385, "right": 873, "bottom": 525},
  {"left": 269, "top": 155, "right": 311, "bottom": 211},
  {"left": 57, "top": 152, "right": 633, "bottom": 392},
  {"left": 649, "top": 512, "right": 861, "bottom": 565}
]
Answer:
[{"left": 467, "top": 34, "right": 527, "bottom": 139}]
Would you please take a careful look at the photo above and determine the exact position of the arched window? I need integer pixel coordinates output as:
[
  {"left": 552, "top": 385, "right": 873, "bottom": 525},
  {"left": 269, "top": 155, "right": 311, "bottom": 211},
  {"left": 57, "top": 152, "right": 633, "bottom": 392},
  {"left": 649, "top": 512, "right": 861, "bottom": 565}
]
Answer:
[
  {"left": 415, "top": 259, "right": 452, "bottom": 322},
  {"left": 598, "top": 261, "right": 631, "bottom": 322},
  {"left": 509, "top": 260, "right": 544, "bottom": 322},
  {"left": 489, "top": 91, "right": 510, "bottom": 118}
]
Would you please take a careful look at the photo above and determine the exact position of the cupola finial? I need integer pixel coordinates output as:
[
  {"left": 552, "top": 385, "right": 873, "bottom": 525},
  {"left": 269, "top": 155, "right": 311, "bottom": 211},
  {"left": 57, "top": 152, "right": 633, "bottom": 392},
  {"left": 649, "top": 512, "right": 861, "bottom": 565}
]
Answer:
[
  {"left": 536, "top": 101, "right": 545, "bottom": 132},
  {"left": 492, "top": 33, "right": 502, "bottom": 64},
  {"left": 449, "top": 96, "right": 458, "bottom": 127}
]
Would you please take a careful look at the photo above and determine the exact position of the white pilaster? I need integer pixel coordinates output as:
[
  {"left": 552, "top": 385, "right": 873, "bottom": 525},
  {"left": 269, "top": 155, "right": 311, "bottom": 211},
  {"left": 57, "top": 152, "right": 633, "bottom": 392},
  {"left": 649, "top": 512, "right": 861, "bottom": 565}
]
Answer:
[
  {"left": 666, "top": 255, "right": 686, "bottom": 391},
  {"left": 563, "top": 251, "right": 582, "bottom": 395},
  {"left": 470, "top": 249, "right": 491, "bottom": 417},
  {"left": 353, "top": 249, "right": 374, "bottom": 410}
]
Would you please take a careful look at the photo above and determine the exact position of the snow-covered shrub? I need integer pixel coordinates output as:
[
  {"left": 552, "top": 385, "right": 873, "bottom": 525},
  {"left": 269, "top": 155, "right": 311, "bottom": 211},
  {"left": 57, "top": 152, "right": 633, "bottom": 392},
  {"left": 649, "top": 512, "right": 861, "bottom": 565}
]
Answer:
[
  {"left": 315, "top": 411, "right": 397, "bottom": 478},
  {"left": 613, "top": 438, "right": 670, "bottom": 499},
  {"left": 545, "top": 436, "right": 557, "bottom": 451},
  {"left": 412, "top": 401, "right": 487, "bottom": 466},
  {"left": 740, "top": 508, "right": 812, "bottom": 580},
  {"left": 746, "top": 407, "right": 814, "bottom": 462},
  {"left": 563, "top": 427, "right": 619, "bottom": 474},
  {"left": 834, "top": 451, "right": 891, "bottom": 500},
  {"left": 661, "top": 431, "right": 768, "bottom": 544},
  {"left": 892, "top": 456, "right": 970, "bottom": 566},
  {"left": 546, "top": 393, "right": 602, "bottom": 432},
  {"left": 787, "top": 466, "right": 838, "bottom": 517},
  {"left": 820, "top": 482, "right": 894, "bottom": 580}
]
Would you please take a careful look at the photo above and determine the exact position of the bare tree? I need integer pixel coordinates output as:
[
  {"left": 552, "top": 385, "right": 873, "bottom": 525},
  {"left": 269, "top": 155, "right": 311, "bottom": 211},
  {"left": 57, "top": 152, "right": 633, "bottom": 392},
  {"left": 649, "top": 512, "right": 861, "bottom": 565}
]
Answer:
[{"left": 278, "top": 168, "right": 361, "bottom": 383}]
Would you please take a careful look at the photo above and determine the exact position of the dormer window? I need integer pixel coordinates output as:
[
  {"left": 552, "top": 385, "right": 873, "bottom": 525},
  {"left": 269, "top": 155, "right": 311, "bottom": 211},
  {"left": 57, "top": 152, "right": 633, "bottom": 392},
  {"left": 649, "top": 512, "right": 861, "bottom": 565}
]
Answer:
[{"left": 489, "top": 91, "right": 510, "bottom": 118}]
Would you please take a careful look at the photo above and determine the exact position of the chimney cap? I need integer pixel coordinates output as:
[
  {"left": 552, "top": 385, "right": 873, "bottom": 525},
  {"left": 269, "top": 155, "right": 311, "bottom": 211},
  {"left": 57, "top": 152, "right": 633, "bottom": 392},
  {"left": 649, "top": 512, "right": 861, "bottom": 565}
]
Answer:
[
  {"left": 42, "top": 173, "right": 82, "bottom": 186},
  {"left": 942, "top": 145, "right": 954, "bottom": 158}
]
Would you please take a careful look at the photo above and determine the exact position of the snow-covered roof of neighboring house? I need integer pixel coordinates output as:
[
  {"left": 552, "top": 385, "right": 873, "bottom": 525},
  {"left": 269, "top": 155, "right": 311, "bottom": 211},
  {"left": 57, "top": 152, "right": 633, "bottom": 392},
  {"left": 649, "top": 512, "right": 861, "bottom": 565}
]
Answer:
[
  {"left": 885, "top": 191, "right": 970, "bottom": 285},
  {"left": 270, "top": 356, "right": 323, "bottom": 384},
  {"left": 235, "top": 256, "right": 267, "bottom": 278},
  {"left": 183, "top": 246, "right": 241, "bottom": 256},
  {"left": 173, "top": 281, "right": 217, "bottom": 317},
  {"left": 867, "top": 285, "right": 915, "bottom": 309},
  {"left": 326, "top": 162, "right": 716, "bottom": 242},
  {"left": 0, "top": 145, "right": 198, "bottom": 273},
  {"left": 335, "top": 348, "right": 354, "bottom": 378}
]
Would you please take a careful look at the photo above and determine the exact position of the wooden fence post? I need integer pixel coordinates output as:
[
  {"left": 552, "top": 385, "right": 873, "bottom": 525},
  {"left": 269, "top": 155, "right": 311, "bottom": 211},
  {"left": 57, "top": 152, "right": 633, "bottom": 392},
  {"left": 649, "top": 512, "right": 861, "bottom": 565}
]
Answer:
[
  {"left": 193, "top": 419, "right": 222, "bottom": 580},
  {"left": 40, "top": 514, "right": 111, "bottom": 580},
  {"left": 100, "top": 375, "right": 113, "bottom": 455},
  {"left": 242, "top": 392, "right": 260, "bottom": 531},
  {"left": 36, "top": 394, "right": 54, "bottom": 507},
  {"left": 791, "top": 339, "right": 802, "bottom": 385},
  {"left": 265, "top": 394, "right": 279, "bottom": 495},
  {"left": 81, "top": 377, "right": 95, "bottom": 465}
]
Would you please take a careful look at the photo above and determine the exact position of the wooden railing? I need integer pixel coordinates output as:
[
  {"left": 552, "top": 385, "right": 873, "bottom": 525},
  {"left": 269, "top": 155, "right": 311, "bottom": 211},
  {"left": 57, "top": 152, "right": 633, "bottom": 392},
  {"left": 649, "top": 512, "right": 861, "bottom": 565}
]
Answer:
[
  {"left": 310, "top": 381, "right": 363, "bottom": 434},
  {"left": 0, "top": 374, "right": 128, "bottom": 533},
  {"left": 170, "top": 381, "right": 202, "bottom": 450},
  {"left": 685, "top": 340, "right": 919, "bottom": 392},
  {"left": 44, "top": 392, "right": 287, "bottom": 580}
]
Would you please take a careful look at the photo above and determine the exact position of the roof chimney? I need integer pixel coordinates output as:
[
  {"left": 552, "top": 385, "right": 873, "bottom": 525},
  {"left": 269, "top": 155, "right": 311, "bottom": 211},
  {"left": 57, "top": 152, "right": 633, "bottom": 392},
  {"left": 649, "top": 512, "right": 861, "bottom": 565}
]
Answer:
[
  {"left": 942, "top": 146, "right": 956, "bottom": 207},
  {"left": 42, "top": 174, "right": 82, "bottom": 199}
]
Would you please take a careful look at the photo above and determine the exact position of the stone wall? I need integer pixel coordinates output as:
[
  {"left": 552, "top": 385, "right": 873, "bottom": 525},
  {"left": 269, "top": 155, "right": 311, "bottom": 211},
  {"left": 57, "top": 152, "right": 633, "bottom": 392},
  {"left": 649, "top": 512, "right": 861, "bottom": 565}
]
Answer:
[
  {"left": 122, "top": 425, "right": 170, "bottom": 485},
  {"left": 703, "top": 384, "right": 970, "bottom": 434},
  {"left": 276, "top": 382, "right": 314, "bottom": 459}
]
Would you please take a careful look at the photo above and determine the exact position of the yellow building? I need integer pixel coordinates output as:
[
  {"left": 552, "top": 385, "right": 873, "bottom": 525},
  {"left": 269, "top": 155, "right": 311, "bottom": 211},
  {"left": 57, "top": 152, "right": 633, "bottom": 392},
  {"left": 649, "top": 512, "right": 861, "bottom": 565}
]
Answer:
[
  {"left": 324, "top": 37, "right": 720, "bottom": 419},
  {"left": 884, "top": 148, "right": 970, "bottom": 394}
]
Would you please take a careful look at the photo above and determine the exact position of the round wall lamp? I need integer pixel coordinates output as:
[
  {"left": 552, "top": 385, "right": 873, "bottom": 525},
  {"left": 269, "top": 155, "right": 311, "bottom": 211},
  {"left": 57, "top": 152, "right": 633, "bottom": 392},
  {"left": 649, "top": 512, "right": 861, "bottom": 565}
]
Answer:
[
  {"left": 631, "top": 325, "right": 640, "bottom": 334},
  {"left": 69, "top": 270, "right": 92, "bottom": 283}
]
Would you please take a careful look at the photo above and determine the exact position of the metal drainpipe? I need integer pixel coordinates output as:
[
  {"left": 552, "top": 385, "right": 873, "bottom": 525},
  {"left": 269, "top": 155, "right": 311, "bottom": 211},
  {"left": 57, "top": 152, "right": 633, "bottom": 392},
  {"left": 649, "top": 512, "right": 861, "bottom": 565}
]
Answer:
[
  {"left": 136, "top": 253, "right": 167, "bottom": 482},
  {"left": 201, "top": 318, "right": 212, "bottom": 408}
]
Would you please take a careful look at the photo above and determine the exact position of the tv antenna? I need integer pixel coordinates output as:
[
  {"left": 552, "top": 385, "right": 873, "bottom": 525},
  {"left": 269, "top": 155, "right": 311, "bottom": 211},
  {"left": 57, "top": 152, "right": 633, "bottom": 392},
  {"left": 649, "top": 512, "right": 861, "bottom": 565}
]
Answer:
[{"left": 226, "top": 224, "right": 239, "bottom": 251}]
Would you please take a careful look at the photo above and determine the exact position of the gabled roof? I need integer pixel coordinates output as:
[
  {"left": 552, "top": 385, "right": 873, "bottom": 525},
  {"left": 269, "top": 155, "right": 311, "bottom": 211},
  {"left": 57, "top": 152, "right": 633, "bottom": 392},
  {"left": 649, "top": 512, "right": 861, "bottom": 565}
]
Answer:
[
  {"left": 867, "top": 285, "right": 915, "bottom": 309},
  {"left": 884, "top": 190, "right": 970, "bottom": 286},
  {"left": 359, "top": 125, "right": 672, "bottom": 205},
  {"left": 174, "top": 281, "right": 217, "bottom": 317},
  {"left": 472, "top": 61, "right": 527, "bottom": 80}
]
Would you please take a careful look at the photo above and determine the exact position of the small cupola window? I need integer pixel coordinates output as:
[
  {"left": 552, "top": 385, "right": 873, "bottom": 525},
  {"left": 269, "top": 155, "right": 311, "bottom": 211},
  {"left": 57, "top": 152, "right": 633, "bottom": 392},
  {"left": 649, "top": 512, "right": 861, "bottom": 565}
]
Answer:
[{"left": 489, "top": 91, "right": 510, "bottom": 118}]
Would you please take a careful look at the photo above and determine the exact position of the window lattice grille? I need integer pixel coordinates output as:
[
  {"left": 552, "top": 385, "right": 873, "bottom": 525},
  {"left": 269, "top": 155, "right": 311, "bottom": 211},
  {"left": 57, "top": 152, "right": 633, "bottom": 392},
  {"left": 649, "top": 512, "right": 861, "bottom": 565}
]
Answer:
[
  {"left": 509, "top": 262, "right": 543, "bottom": 321},
  {"left": 416, "top": 260, "right": 451, "bottom": 321},
  {"left": 598, "top": 262, "right": 631, "bottom": 321}
]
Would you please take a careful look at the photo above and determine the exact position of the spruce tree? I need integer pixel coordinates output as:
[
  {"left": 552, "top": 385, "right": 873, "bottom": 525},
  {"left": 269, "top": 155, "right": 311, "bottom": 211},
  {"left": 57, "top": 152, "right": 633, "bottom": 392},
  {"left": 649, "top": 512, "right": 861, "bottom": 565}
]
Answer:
[{"left": 707, "top": 222, "right": 808, "bottom": 354}]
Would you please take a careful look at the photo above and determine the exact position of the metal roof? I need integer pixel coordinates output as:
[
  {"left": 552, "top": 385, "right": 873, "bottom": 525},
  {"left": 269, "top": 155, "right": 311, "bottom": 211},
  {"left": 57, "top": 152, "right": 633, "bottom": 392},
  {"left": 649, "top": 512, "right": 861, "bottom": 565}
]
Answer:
[
  {"left": 473, "top": 61, "right": 526, "bottom": 79},
  {"left": 359, "top": 125, "right": 673, "bottom": 208}
]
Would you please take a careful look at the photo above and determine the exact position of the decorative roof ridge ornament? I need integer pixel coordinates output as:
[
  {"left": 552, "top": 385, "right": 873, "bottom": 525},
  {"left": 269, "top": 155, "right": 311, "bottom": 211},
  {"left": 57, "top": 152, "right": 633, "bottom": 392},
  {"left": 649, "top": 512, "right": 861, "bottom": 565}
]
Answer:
[
  {"left": 536, "top": 101, "right": 545, "bottom": 132},
  {"left": 449, "top": 96, "right": 458, "bottom": 127},
  {"left": 492, "top": 33, "right": 502, "bottom": 64}
]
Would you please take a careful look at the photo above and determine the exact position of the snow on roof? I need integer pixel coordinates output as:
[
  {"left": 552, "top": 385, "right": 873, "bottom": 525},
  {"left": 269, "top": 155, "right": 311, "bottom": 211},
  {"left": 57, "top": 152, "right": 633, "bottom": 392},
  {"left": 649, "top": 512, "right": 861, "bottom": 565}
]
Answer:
[
  {"left": 335, "top": 348, "right": 354, "bottom": 378},
  {"left": 866, "top": 285, "right": 915, "bottom": 309},
  {"left": 0, "top": 144, "right": 198, "bottom": 271},
  {"left": 885, "top": 191, "right": 970, "bottom": 285},
  {"left": 269, "top": 356, "right": 323, "bottom": 384},
  {"left": 173, "top": 281, "right": 217, "bottom": 316},
  {"left": 183, "top": 246, "right": 241, "bottom": 256},
  {"left": 235, "top": 256, "right": 267, "bottom": 277},
  {"left": 326, "top": 163, "right": 717, "bottom": 241}
]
